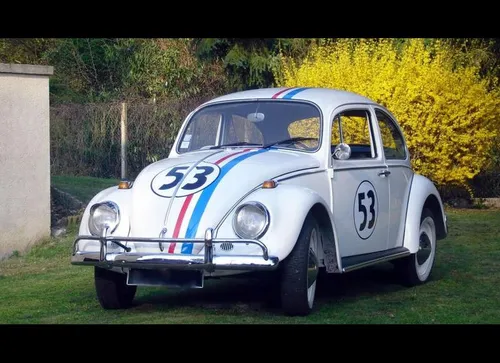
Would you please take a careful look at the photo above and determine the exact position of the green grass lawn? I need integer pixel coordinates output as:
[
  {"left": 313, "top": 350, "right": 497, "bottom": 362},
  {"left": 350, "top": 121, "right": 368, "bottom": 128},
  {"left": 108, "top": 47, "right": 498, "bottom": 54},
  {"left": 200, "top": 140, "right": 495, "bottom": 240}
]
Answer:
[
  {"left": 51, "top": 175, "right": 120, "bottom": 204},
  {"left": 1, "top": 208, "right": 499, "bottom": 324}
]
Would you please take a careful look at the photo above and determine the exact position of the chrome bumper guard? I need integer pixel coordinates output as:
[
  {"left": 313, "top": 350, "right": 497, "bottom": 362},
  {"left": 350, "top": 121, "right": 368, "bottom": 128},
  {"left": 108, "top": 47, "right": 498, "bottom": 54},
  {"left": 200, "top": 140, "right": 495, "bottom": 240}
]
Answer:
[{"left": 71, "top": 228, "right": 279, "bottom": 272}]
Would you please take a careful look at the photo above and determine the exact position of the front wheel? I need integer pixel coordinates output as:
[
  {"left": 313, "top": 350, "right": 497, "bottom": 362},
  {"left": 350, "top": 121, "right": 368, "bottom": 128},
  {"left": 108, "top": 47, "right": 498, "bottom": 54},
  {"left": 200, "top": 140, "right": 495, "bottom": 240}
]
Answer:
[
  {"left": 94, "top": 267, "right": 137, "bottom": 309},
  {"left": 280, "top": 214, "right": 320, "bottom": 316},
  {"left": 395, "top": 208, "right": 437, "bottom": 286}
]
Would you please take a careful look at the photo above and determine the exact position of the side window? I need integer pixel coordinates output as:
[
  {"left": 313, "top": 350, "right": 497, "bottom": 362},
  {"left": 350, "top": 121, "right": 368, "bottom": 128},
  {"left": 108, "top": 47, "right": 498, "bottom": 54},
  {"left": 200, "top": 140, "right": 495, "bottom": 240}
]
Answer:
[
  {"left": 332, "top": 109, "right": 376, "bottom": 159},
  {"left": 225, "top": 114, "right": 264, "bottom": 145},
  {"left": 375, "top": 110, "right": 406, "bottom": 160}
]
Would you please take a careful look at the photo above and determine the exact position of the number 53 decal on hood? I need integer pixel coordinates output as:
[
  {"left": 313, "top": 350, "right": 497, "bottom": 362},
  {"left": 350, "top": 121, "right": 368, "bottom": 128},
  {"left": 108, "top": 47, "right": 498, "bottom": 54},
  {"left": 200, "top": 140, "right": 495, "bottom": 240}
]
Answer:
[{"left": 151, "top": 162, "right": 221, "bottom": 198}]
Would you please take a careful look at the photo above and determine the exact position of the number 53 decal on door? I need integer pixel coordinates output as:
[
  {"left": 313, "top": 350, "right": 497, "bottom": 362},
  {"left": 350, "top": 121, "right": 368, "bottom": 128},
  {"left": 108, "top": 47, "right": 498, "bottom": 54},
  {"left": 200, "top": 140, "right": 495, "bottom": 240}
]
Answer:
[
  {"left": 354, "top": 180, "right": 378, "bottom": 239},
  {"left": 151, "top": 162, "right": 221, "bottom": 198}
]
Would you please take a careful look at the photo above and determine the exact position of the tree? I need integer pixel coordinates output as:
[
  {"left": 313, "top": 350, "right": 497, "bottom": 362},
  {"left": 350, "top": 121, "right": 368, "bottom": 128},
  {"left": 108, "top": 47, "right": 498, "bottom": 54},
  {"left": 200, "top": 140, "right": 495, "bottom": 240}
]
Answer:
[
  {"left": 0, "top": 38, "right": 57, "bottom": 64},
  {"left": 277, "top": 38, "right": 500, "bottom": 193},
  {"left": 193, "top": 38, "right": 318, "bottom": 91},
  {"left": 43, "top": 38, "right": 229, "bottom": 103}
]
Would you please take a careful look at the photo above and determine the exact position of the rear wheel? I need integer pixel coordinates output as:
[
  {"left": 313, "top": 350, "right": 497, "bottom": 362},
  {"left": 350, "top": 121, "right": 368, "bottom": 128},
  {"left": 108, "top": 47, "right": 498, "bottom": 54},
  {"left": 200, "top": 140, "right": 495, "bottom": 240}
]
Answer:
[
  {"left": 395, "top": 208, "right": 437, "bottom": 286},
  {"left": 280, "top": 214, "right": 320, "bottom": 316},
  {"left": 94, "top": 267, "right": 137, "bottom": 309}
]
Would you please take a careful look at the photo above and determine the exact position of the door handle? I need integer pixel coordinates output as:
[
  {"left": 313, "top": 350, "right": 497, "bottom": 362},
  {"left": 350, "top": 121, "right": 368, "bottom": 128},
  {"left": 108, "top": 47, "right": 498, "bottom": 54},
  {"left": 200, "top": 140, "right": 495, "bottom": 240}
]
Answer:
[{"left": 378, "top": 170, "right": 391, "bottom": 177}]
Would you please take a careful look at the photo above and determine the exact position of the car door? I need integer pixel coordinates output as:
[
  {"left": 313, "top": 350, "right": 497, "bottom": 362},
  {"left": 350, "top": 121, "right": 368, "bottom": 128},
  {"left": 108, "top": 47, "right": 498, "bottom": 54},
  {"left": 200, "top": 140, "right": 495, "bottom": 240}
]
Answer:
[
  {"left": 330, "top": 105, "right": 390, "bottom": 257},
  {"left": 373, "top": 107, "right": 413, "bottom": 249}
]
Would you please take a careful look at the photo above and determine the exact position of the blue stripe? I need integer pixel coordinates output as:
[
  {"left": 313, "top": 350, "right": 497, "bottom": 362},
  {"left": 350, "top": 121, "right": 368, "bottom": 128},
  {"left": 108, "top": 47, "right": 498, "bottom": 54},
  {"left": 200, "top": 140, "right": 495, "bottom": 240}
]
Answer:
[
  {"left": 181, "top": 149, "right": 270, "bottom": 253},
  {"left": 282, "top": 87, "right": 310, "bottom": 99}
]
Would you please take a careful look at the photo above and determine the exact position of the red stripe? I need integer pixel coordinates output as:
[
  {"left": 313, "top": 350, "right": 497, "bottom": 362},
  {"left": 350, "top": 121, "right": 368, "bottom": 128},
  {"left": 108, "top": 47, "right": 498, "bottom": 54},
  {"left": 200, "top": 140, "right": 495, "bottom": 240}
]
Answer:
[
  {"left": 167, "top": 149, "right": 251, "bottom": 253},
  {"left": 271, "top": 87, "right": 295, "bottom": 99},
  {"left": 168, "top": 194, "right": 193, "bottom": 253},
  {"left": 214, "top": 148, "right": 252, "bottom": 165}
]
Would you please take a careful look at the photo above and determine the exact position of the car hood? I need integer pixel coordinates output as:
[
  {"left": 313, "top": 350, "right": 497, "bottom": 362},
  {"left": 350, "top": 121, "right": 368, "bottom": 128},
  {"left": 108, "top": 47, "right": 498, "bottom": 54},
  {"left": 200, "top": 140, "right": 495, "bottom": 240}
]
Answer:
[{"left": 128, "top": 148, "right": 320, "bottom": 251}]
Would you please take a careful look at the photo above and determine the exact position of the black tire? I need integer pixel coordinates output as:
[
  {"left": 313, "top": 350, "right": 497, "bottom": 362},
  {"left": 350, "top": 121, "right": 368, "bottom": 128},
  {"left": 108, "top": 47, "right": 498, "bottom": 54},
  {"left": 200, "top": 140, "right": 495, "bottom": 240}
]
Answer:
[
  {"left": 395, "top": 208, "right": 437, "bottom": 287},
  {"left": 94, "top": 267, "right": 137, "bottom": 309},
  {"left": 280, "top": 214, "right": 320, "bottom": 316}
]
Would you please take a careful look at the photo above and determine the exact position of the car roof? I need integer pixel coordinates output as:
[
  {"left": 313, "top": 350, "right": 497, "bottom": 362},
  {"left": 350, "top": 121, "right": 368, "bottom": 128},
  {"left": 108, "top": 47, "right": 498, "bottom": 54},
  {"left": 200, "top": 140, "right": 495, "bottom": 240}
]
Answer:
[{"left": 201, "top": 87, "right": 378, "bottom": 114}]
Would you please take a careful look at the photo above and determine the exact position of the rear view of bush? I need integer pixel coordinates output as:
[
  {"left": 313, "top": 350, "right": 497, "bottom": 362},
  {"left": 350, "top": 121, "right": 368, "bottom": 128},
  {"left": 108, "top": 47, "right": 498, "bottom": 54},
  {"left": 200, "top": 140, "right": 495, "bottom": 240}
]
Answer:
[{"left": 277, "top": 39, "right": 500, "bottom": 192}]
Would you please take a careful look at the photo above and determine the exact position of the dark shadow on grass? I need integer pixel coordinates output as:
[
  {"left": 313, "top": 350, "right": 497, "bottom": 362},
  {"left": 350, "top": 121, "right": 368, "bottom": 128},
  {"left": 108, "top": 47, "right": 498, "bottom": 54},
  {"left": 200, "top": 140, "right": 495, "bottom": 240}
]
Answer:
[
  {"left": 316, "top": 263, "right": 404, "bottom": 304},
  {"left": 133, "top": 275, "right": 276, "bottom": 314},
  {"left": 131, "top": 261, "right": 444, "bottom": 314}
]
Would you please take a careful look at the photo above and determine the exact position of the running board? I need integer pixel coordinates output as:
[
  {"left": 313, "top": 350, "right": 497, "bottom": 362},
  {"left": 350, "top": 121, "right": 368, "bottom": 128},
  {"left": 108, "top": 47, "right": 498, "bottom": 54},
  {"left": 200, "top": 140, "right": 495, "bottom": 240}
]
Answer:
[{"left": 341, "top": 247, "right": 411, "bottom": 273}]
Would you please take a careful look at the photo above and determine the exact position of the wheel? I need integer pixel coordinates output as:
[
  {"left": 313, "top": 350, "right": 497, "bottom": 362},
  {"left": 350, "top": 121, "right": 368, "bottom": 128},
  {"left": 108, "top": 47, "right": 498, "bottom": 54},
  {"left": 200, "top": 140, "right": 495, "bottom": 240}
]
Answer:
[
  {"left": 280, "top": 214, "right": 320, "bottom": 316},
  {"left": 395, "top": 208, "right": 437, "bottom": 286},
  {"left": 94, "top": 267, "right": 137, "bottom": 309}
]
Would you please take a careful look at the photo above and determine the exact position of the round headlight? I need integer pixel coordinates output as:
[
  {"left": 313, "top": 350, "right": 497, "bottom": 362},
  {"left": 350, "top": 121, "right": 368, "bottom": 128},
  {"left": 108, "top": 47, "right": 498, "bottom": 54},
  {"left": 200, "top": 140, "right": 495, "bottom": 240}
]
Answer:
[
  {"left": 232, "top": 202, "right": 269, "bottom": 239},
  {"left": 88, "top": 201, "right": 120, "bottom": 236}
]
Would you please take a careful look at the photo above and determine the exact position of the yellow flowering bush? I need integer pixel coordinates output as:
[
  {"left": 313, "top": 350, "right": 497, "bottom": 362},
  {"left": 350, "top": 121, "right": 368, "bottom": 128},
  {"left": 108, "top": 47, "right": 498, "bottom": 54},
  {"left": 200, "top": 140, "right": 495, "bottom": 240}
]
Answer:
[{"left": 277, "top": 39, "right": 500, "bottom": 191}]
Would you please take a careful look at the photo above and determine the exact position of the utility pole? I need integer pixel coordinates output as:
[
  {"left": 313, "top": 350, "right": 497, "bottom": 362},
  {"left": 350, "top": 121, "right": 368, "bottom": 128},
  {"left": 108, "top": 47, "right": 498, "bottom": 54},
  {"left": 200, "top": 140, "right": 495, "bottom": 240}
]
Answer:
[{"left": 120, "top": 102, "right": 127, "bottom": 180}]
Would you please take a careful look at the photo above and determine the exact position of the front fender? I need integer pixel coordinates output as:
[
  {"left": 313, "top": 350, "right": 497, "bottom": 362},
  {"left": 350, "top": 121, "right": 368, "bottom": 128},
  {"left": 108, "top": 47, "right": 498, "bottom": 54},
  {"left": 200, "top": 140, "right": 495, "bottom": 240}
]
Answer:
[
  {"left": 78, "top": 186, "right": 132, "bottom": 251},
  {"left": 216, "top": 184, "right": 337, "bottom": 263},
  {"left": 403, "top": 174, "right": 448, "bottom": 254}
]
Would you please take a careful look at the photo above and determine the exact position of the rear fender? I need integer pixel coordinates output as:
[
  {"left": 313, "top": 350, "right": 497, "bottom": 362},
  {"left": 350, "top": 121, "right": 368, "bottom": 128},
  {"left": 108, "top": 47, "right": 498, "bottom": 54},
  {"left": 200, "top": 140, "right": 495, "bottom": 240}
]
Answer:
[{"left": 403, "top": 174, "right": 448, "bottom": 254}]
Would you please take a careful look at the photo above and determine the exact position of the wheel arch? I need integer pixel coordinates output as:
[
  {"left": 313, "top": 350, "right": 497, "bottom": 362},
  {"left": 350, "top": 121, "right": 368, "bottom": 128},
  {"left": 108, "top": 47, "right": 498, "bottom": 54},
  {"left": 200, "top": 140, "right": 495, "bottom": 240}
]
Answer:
[
  {"left": 309, "top": 203, "right": 341, "bottom": 273},
  {"left": 423, "top": 194, "right": 447, "bottom": 240},
  {"left": 225, "top": 184, "right": 342, "bottom": 270},
  {"left": 403, "top": 174, "right": 448, "bottom": 254}
]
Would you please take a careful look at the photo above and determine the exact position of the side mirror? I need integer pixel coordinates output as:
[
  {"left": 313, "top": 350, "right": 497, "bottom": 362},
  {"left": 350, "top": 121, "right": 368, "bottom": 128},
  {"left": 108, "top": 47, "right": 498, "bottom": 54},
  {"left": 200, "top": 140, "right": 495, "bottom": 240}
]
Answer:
[{"left": 333, "top": 143, "right": 351, "bottom": 160}]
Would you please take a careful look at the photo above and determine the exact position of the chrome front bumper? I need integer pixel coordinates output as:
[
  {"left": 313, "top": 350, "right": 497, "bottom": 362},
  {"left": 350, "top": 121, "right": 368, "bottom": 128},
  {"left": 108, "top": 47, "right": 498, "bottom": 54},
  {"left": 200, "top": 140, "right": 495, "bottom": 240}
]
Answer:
[{"left": 71, "top": 228, "right": 279, "bottom": 272}]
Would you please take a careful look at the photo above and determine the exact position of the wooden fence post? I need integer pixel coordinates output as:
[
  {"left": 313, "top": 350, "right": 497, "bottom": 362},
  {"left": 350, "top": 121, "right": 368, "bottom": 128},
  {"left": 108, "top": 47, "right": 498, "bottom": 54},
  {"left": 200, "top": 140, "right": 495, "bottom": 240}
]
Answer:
[{"left": 121, "top": 102, "right": 127, "bottom": 180}]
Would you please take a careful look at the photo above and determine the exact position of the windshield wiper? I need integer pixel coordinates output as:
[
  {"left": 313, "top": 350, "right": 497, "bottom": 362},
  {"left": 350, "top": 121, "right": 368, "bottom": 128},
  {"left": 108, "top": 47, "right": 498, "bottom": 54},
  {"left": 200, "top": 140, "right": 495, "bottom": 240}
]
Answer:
[
  {"left": 263, "top": 137, "right": 318, "bottom": 149},
  {"left": 209, "top": 141, "right": 263, "bottom": 149}
]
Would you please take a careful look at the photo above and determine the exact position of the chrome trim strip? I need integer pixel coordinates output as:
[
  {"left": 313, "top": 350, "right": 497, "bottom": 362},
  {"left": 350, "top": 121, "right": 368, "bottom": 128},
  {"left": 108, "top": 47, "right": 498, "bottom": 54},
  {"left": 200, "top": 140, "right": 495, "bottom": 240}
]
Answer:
[
  {"left": 271, "top": 166, "right": 320, "bottom": 180},
  {"left": 276, "top": 169, "right": 326, "bottom": 182},
  {"left": 333, "top": 165, "right": 388, "bottom": 172},
  {"left": 342, "top": 250, "right": 411, "bottom": 273},
  {"left": 71, "top": 252, "right": 279, "bottom": 271},
  {"left": 384, "top": 164, "right": 412, "bottom": 170}
]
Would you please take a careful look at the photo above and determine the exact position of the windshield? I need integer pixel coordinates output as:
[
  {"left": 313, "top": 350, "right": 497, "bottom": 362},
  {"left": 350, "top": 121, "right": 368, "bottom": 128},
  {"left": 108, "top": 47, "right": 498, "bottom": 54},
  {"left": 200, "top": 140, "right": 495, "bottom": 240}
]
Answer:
[{"left": 177, "top": 101, "right": 322, "bottom": 154}]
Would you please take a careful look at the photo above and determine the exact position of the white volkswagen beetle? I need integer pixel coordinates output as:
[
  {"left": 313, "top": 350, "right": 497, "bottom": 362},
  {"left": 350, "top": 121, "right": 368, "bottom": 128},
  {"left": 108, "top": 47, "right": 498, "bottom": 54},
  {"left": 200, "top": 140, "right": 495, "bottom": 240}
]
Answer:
[{"left": 72, "top": 87, "right": 448, "bottom": 316}]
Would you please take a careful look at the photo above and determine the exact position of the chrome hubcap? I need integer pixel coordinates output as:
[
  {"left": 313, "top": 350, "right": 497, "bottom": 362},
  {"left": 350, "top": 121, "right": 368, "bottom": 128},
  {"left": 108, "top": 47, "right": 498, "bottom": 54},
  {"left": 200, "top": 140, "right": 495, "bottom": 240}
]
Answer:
[
  {"left": 415, "top": 216, "right": 436, "bottom": 281},
  {"left": 307, "top": 228, "right": 319, "bottom": 308},
  {"left": 417, "top": 232, "right": 432, "bottom": 265},
  {"left": 307, "top": 248, "right": 318, "bottom": 288}
]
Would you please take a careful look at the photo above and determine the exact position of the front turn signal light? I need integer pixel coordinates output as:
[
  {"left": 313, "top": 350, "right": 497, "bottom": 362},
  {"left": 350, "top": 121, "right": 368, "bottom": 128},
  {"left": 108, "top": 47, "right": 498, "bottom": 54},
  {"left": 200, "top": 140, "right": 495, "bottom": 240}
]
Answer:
[
  {"left": 262, "top": 180, "right": 277, "bottom": 189},
  {"left": 118, "top": 179, "right": 132, "bottom": 189}
]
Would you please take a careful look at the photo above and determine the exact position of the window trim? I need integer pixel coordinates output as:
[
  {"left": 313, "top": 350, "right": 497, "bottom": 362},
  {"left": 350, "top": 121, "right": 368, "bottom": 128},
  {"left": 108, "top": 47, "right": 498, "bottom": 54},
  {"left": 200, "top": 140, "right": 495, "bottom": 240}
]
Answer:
[
  {"left": 374, "top": 108, "right": 407, "bottom": 161},
  {"left": 175, "top": 99, "right": 324, "bottom": 155},
  {"left": 331, "top": 108, "right": 378, "bottom": 161}
]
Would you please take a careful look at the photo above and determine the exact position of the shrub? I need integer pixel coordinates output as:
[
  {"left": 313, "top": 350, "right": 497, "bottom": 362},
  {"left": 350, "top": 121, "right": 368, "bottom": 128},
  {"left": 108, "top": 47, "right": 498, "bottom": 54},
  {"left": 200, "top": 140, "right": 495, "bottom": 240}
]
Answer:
[{"left": 277, "top": 39, "right": 500, "bottom": 192}]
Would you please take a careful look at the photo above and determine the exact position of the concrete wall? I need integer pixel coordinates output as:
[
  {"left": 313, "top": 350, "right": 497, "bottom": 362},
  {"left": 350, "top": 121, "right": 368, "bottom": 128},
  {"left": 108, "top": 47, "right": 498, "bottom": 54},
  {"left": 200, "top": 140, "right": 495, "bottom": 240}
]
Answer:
[{"left": 0, "top": 63, "right": 53, "bottom": 259}]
